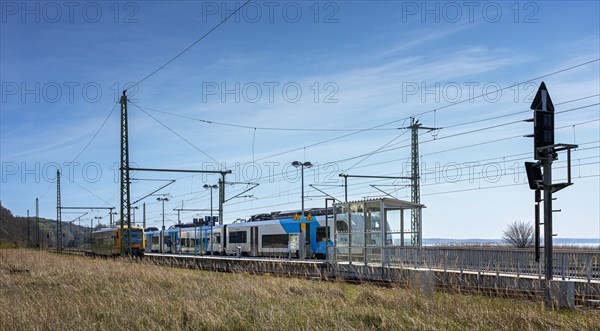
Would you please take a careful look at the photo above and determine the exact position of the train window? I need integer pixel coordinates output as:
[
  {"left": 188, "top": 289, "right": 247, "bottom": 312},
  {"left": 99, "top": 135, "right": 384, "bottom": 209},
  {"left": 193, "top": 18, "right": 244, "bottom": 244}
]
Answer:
[
  {"left": 316, "top": 227, "right": 330, "bottom": 242},
  {"left": 152, "top": 236, "right": 159, "bottom": 245},
  {"left": 229, "top": 231, "right": 247, "bottom": 244},
  {"left": 262, "top": 234, "right": 288, "bottom": 248}
]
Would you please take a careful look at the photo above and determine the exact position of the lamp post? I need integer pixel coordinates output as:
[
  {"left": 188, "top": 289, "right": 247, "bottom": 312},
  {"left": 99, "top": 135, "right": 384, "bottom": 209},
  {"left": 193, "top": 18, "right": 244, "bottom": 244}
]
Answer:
[
  {"left": 131, "top": 206, "right": 139, "bottom": 226},
  {"left": 109, "top": 210, "right": 117, "bottom": 227},
  {"left": 157, "top": 197, "right": 170, "bottom": 253},
  {"left": 292, "top": 161, "right": 312, "bottom": 259},
  {"left": 204, "top": 184, "right": 218, "bottom": 255}
]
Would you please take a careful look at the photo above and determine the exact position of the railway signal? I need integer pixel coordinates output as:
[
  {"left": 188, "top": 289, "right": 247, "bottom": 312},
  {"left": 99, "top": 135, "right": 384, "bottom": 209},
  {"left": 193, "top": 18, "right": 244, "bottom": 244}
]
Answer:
[
  {"left": 530, "top": 82, "right": 555, "bottom": 160},
  {"left": 524, "top": 82, "right": 578, "bottom": 307}
]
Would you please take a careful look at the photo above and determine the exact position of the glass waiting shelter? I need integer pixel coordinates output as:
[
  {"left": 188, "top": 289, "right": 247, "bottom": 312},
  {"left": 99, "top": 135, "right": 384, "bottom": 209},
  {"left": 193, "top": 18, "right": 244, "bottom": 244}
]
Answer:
[{"left": 333, "top": 198, "right": 425, "bottom": 265}]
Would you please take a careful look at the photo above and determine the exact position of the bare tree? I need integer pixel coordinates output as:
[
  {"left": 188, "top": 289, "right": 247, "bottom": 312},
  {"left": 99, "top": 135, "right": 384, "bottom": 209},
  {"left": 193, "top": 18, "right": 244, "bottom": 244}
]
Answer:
[{"left": 503, "top": 221, "right": 534, "bottom": 248}]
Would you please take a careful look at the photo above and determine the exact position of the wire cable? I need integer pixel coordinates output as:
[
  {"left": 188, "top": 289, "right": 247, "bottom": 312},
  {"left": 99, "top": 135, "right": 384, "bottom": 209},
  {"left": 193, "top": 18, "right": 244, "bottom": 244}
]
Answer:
[
  {"left": 71, "top": 101, "right": 119, "bottom": 163},
  {"left": 140, "top": 105, "right": 402, "bottom": 132},
  {"left": 133, "top": 0, "right": 252, "bottom": 87},
  {"left": 131, "top": 103, "right": 221, "bottom": 164},
  {"left": 38, "top": 101, "right": 119, "bottom": 200}
]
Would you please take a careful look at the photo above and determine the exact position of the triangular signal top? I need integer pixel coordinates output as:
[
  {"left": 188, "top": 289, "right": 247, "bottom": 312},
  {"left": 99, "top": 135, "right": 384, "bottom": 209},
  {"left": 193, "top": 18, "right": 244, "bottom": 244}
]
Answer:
[{"left": 530, "top": 81, "right": 555, "bottom": 112}]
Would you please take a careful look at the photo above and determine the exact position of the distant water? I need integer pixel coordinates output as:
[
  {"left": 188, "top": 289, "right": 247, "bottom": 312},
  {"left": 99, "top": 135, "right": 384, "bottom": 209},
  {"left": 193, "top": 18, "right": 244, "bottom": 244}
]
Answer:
[{"left": 423, "top": 238, "right": 600, "bottom": 248}]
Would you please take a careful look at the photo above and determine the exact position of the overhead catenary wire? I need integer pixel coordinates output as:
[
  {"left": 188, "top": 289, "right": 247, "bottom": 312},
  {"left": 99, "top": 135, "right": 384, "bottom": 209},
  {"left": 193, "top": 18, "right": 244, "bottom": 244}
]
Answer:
[
  {"left": 38, "top": 101, "right": 120, "bottom": 202},
  {"left": 137, "top": 93, "right": 599, "bottom": 133},
  {"left": 140, "top": 106, "right": 404, "bottom": 132},
  {"left": 176, "top": 141, "right": 600, "bottom": 210},
  {"left": 132, "top": 0, "right": 252, "bottom": 88},
  {"left": 130, "top": 109, "right": 599, "bottom": 204},
  {"left": 131, "top": 102, "right": 221, "bottom": 164},
  {"left": 198, "top": 140, "right": 600, "bottom": 212},
  {"left": 343, "top": 128, "right": 409, "bottom": 173},
  {"left": 38, "top": 59, "right": 600, "bottom": 218},
  {"left": 117, "top": 102, "right": 600, "bottom": 207},
  {"left": 240, "top": 61, "right": 600, "bottom": 163},
  {"left": 135, "top": 92, "right": 598, "bottom": 174},
  {"left": 42, "top": 0, "right": 252, "bottom": 209},
  {"left": 223, "top": 170, "right": 600, "bottom": 215}
]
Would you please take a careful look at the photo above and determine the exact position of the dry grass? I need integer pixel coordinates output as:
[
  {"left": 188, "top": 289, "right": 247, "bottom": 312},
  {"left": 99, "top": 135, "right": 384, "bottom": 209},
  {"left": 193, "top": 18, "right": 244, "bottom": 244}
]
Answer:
[{"left": 1, "top": 249, "right": 599, "bottom": 331}]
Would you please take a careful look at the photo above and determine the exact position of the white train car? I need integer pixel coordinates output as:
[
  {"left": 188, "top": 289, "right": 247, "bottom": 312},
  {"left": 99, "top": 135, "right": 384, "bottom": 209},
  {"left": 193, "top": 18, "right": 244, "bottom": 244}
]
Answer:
[
  {"left": 177, "top": 227, "right": 205, "bottom": 254},
  {"left": 224, "top": 217, "right": 334, "bottom": 258}
]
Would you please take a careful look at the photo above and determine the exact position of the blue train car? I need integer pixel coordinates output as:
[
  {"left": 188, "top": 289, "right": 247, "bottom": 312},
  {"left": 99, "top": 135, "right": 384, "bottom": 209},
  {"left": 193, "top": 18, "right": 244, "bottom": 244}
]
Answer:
[
  {"left": 144, "top": 209, "right": 334, "bottom": 259},
  {"left": 224, "top": 216, "right": 333, "bottom": 258}
]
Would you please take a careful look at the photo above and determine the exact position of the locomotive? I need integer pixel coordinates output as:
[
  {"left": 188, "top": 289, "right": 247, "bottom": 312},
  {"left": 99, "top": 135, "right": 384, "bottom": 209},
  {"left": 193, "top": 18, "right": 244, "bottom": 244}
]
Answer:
[{"left": 90, "top": 225, "right": 145, "bottom": 256}]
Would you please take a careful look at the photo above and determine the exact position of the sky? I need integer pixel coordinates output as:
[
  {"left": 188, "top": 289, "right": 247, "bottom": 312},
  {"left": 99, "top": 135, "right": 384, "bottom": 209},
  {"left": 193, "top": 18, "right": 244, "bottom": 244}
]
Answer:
[{"left": 1, "top": 0, "right": 599, "bottom": 239}]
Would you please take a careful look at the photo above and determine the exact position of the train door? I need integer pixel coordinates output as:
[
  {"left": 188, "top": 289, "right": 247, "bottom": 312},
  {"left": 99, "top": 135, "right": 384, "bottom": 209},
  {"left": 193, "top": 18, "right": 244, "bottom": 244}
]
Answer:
[
  {"left": 195, "top": 228, "right": 201, "bottom": 254},
  {"left": 163, "top": 232, "right": 170, "bottom": 253},
  {"left": 170, "top": 232, "right": 177, "bottom": 253},
  {"left": 305, "top": 222, "right": 311, "bottom": 257},
  {"left": 250, "top": 226, "right": 258, "bottom": 256},
  {"left": 159, "top": 230, "right": 163, "bottom": 253},
  {"left": 178, "top": 228, "right": 182, "bottom": 253}
]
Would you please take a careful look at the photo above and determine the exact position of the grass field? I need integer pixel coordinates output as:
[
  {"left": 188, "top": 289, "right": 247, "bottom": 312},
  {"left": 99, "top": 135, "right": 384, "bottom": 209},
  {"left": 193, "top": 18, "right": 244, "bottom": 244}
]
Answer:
[{"left": 1, "top": 249, "right": 599, "bottom": 330}]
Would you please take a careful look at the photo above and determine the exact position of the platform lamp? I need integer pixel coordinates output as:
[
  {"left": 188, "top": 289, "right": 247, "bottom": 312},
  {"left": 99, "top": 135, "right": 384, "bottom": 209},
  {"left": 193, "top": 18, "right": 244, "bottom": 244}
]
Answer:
[
  {"left": 204, "top": 184, "right": 218, "bottom": 255},
  {"left": 292, "top": 161, "right": 312, "bottom": 259},
  {"left": 157, "top": 197, "right": 170, "bottom": 253}
]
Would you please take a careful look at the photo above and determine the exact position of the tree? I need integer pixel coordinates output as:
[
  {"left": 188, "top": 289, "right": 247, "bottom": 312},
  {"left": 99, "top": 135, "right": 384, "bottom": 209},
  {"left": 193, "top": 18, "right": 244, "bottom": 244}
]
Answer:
[{"left": 502, "top": 221, "right": 534, "bottom": 248}]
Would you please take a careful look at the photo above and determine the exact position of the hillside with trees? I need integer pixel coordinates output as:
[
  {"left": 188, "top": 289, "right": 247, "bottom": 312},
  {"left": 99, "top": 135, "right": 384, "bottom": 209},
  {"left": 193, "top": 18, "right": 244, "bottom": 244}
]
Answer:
[{"left": 0, "top": 202, "right": 85, "bottom": 249}]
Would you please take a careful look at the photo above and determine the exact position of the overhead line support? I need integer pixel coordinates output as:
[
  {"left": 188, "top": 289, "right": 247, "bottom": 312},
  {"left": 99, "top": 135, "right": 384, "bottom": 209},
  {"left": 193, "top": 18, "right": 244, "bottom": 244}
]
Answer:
[
  {"left": 120, "top": 90, "right": 131, "bottom": 256},
  {"left": 402, "top": 117, "right": 441, "bottom": 246},
  {"left": 56, "top": 170, "right": 62, "bottom": 252}
]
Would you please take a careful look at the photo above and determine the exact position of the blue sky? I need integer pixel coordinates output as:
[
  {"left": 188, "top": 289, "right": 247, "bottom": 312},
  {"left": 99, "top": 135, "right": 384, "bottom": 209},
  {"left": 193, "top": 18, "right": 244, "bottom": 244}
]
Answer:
[{"left": 1, "top": 1, "right": 599, "bottom": 239}]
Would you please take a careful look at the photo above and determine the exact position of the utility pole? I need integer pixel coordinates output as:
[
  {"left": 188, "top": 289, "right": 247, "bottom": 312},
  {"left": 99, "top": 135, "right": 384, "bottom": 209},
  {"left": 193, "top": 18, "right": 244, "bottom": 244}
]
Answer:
[
  {"left": 403, "top": 118, "right": 440, "bottom": 246},
  {"left": 157, "top": 197, "right": 170, "bottom": 253},
  {"left": 218, "top": 174, "right": 225, "bottom": 225},
  {"left": 292, "top": 161, "right": 313, "bottom": 259},
  {"left": 339, "top": 174, "right": 349, "bottom": 202},
  {"left": 204, "top": 185, "right": 218, "bottom": 254},
  {"left": 36, "top": 198, "right": 40, "bottom": 250},
  {"left": 120, "top": 90, "right": 132, "bottom": 256},
  {"left": 90, "top": 218, "right": 93, "bottom": 247},
  {"left": 132, "top": 206, "right": 139, "bottom": 225},
  {"left": 27, "top": 209, "right": 30, "bottom": 247},
  {"left": 56, "top": 169, "right": 62, "bottom": 252},
  {"left": 109, "top": 208, "right": 116, "bottom": 227},
  {"left": 143, "top": 202, "right": 146, "bottom": 229}
]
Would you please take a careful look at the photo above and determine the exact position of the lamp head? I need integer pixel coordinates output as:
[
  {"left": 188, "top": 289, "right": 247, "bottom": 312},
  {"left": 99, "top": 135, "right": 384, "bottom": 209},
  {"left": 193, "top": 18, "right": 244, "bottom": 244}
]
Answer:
[
  {"left": 292, "top": 161, "right": 301, "bottom": 168},
  {"left": 304, "top": 162, "right": 313, "bottom": 168}
]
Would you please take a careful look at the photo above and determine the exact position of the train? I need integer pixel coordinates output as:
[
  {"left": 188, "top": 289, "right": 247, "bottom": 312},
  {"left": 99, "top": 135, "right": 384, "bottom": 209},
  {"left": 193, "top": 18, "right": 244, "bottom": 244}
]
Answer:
[
  {"left": 89, "top": 225, "right": 145, "bottom": 256},
  {"left": 144, "top": 208, "right": 335, "bottom": 258}
]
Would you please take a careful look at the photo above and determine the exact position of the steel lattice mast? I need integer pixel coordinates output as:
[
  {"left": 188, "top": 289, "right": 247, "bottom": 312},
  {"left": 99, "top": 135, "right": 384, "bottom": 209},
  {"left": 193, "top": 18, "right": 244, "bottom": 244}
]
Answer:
[
  {"left": 120, "top": 91, "right": 131, "bottom": 255},
  {"left": 406, "top": 118, "right": 440, "bottom": 246},
  {"left": 56, "top": 169, "right": 62, "bottom": 252}
]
